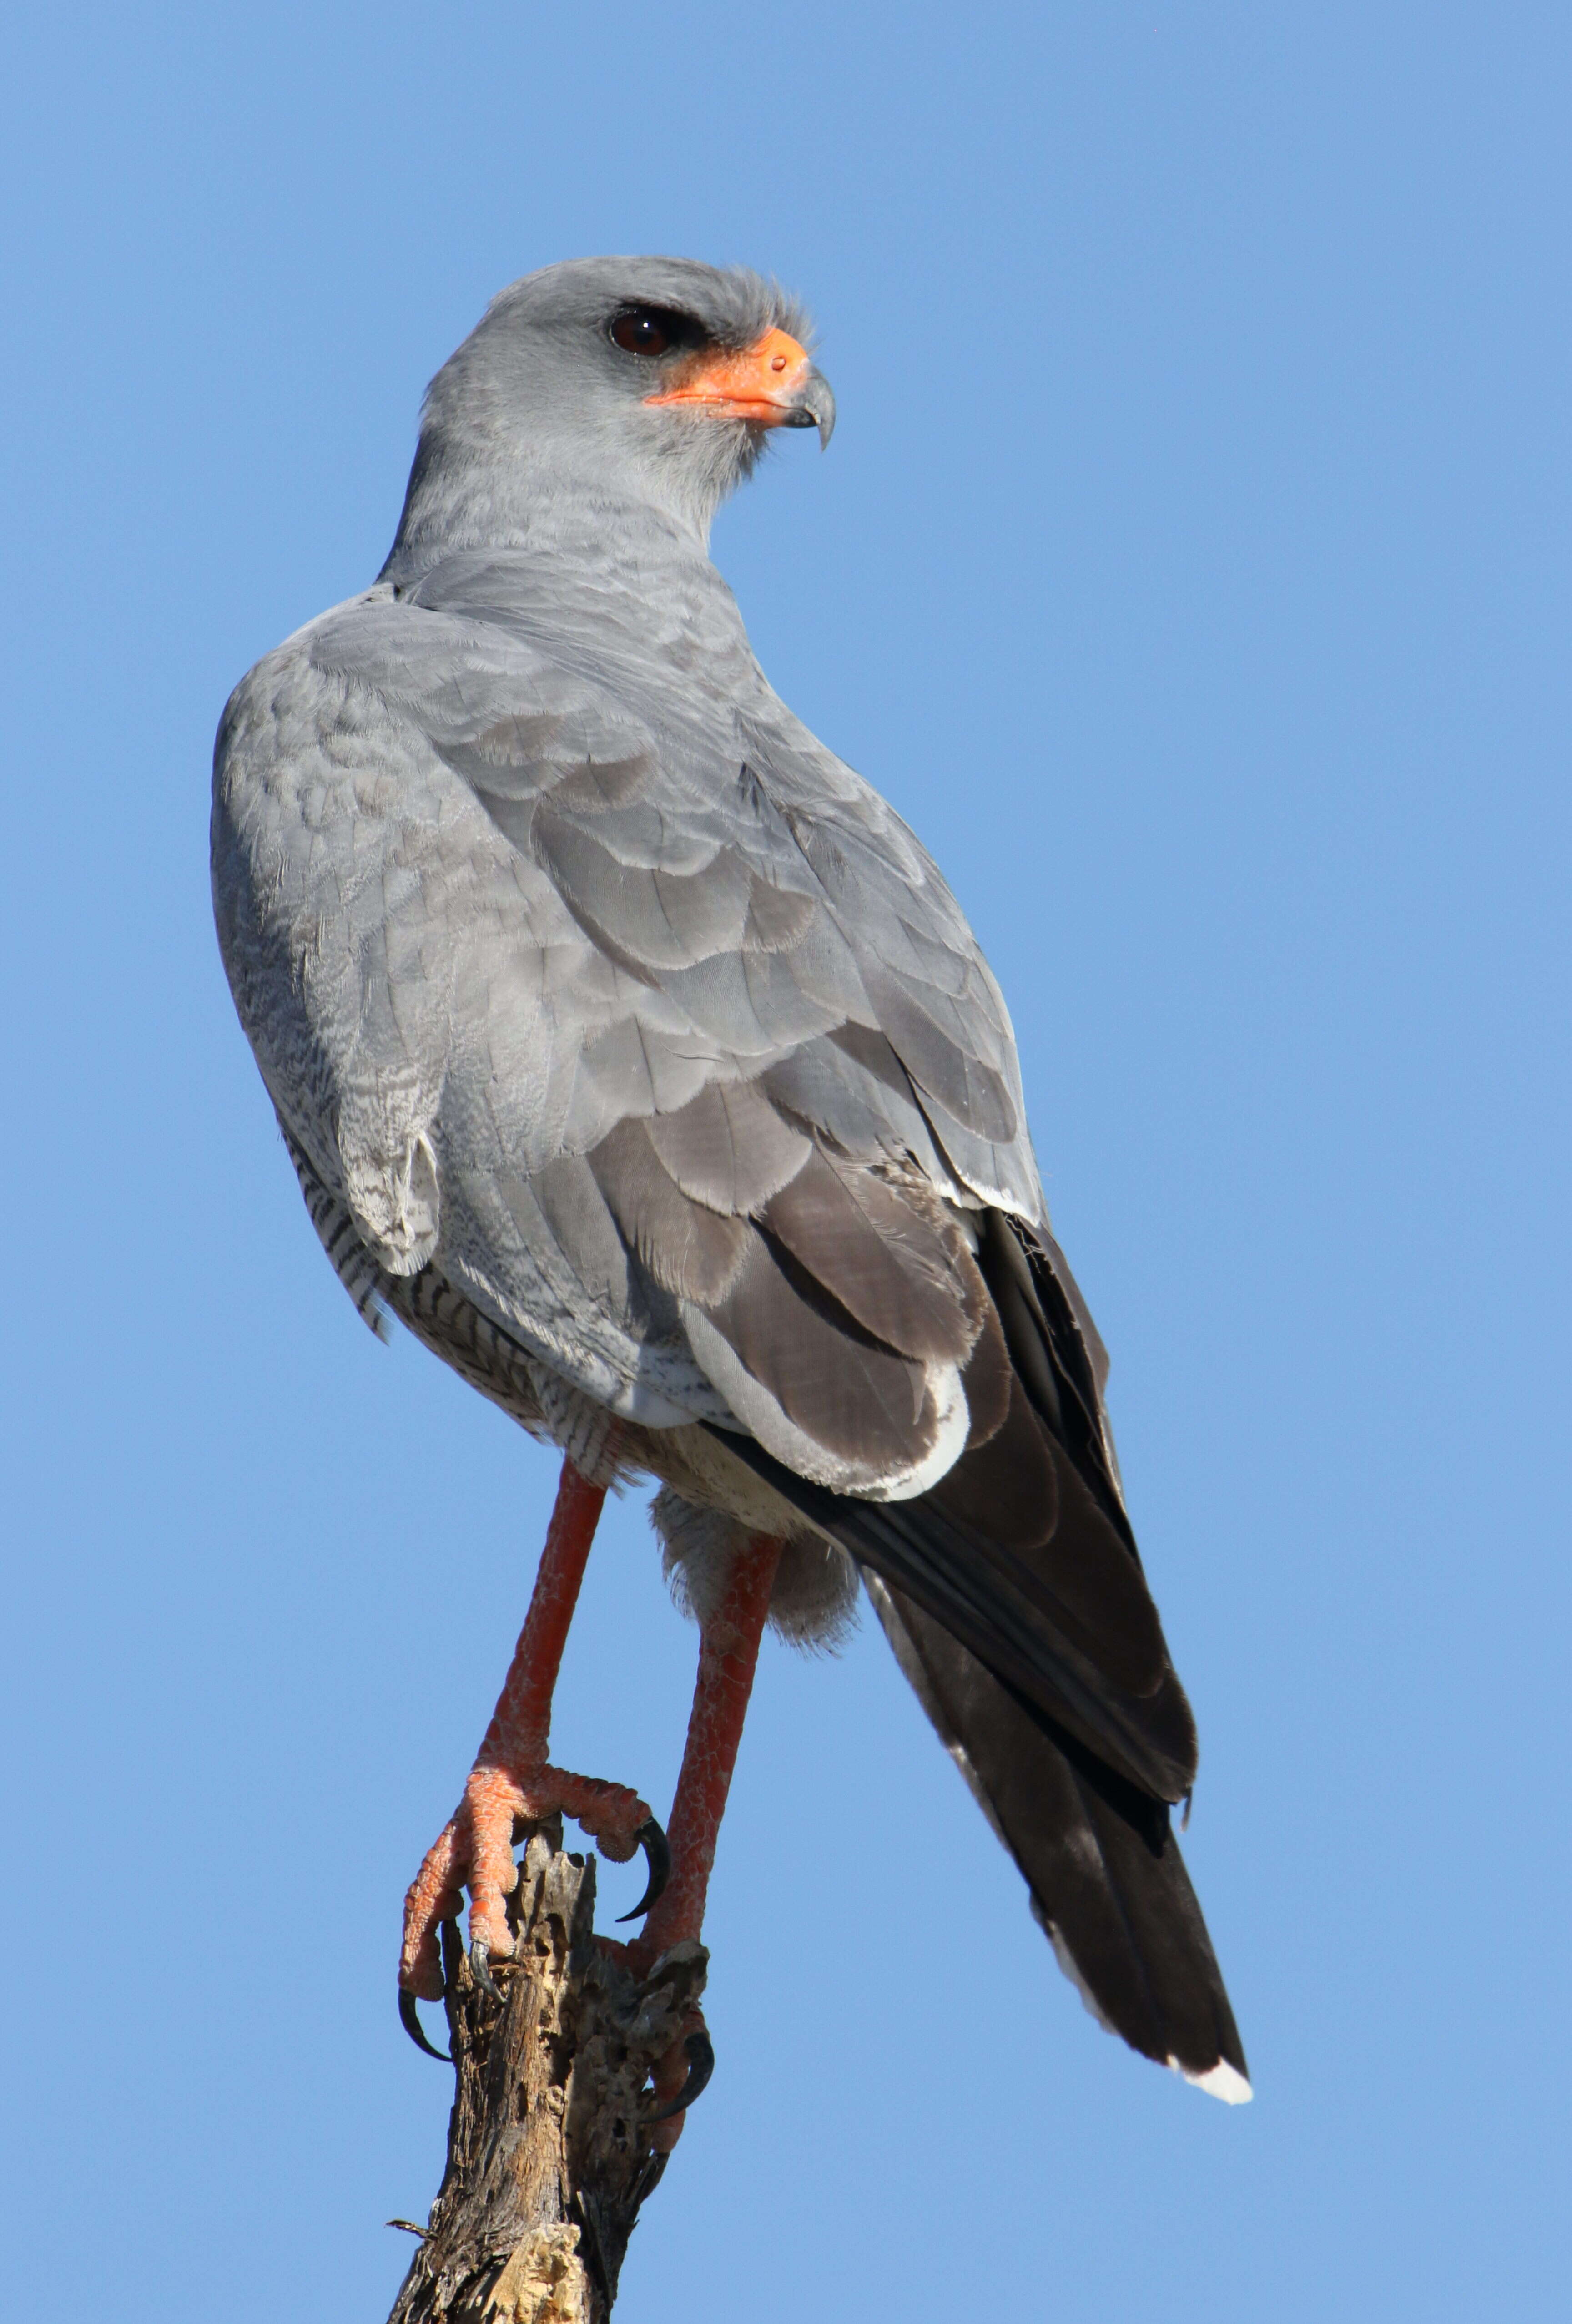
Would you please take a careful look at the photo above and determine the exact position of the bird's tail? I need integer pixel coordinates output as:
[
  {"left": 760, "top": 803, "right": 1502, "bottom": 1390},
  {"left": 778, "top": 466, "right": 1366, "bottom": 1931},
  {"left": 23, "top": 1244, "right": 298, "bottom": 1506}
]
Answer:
[{"left": 867, "top": 1577, "right": 1251, "bottom": 2102}]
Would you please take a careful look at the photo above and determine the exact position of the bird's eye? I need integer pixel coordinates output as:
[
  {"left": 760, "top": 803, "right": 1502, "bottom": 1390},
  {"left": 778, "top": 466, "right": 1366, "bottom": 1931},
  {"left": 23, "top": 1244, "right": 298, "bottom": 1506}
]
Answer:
[{"left": 609, "top": 308, "right": 679, "bottom": 358}]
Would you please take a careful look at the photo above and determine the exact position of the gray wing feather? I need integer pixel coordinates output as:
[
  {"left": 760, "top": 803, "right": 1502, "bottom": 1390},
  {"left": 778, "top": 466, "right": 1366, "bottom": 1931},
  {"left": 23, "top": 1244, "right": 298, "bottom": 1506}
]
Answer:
[
  {"left": 587, "top": 1120, "right": 752, "bottom": 1303},
  {"left": 643, "top": 1080, "right": 811, "bottom": 1212},
  {"left": 215, "top": 557, "right": 1054, "bottom": 1488}
]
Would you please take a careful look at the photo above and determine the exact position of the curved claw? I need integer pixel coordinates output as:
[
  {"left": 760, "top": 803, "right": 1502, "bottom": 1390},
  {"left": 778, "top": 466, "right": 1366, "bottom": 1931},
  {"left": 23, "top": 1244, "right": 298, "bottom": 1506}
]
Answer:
[
  {"left": 648, "top": 2028, "right": 715, "bottom": 2123},
  {"left": 468, "top": 1941, "right": 503, "bottom": 2003},
  {"left": 631, "top": 2148, "right": 670, "bottom": 2207},
  {"left": 398, "top": 1987, "right": 451, "bottom": 2063},
  {"left": 614, "top": 1817, "right": 671, "bottom": 1923}
]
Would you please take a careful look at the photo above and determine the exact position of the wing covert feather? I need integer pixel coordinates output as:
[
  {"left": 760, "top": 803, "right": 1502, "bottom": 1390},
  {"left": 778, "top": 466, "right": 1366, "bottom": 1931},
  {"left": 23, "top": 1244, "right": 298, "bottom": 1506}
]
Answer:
[{"left": 220, "top": 560, "right": 1053, "bottom": 1491}]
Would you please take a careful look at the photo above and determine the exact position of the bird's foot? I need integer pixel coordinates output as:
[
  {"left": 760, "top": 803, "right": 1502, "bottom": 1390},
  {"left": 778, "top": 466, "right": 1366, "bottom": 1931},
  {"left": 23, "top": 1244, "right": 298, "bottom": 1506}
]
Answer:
[
  {"left": 398, "top": 1761, "right": 664, "bottom": 2007},
  {"left": 645, "top": 2005, "right": 715, "bottom": 2154}
]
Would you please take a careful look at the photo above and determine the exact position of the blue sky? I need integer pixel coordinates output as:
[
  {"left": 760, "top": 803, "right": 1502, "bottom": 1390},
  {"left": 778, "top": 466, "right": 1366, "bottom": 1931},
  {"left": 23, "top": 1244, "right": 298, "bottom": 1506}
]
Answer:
[{"left": 4, "top": 6, "right": 1569, "bottom": 2318}]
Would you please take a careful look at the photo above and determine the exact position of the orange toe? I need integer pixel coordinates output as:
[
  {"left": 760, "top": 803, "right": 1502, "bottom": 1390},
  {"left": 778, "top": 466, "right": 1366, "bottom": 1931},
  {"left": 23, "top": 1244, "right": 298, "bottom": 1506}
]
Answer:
[{"left": 398, "top": 1761, "right": 655, "bottom": 1993}]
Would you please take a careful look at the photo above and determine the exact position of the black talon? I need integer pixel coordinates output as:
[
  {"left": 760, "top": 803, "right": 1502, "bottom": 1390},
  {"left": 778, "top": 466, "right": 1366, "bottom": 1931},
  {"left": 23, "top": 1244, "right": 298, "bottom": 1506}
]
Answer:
[
  {"left": 631, "top": 2149, "right": 670, "bottom": 2206},
  {"left": 615, "top": 1817, "right": 671, "bottom": 1923},
  {"left": 648, "top": 2028, "right": 715, "bottom": 2123},
  {"left": 399, "top": 1987, "right": 451, "bottom": 2063},
  {"left": 468, "top": 1941, "right": 503, "bottom": 2002}
]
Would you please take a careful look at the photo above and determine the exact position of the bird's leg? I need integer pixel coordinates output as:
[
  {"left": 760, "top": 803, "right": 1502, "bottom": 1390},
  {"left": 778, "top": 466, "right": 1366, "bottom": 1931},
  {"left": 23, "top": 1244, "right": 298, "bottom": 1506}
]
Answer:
[
  {"left": 630, "top": 1529, "right": 784, "bottom": 2147},
  {"left": 399, "top": 1457, "right": 662, "bottom": 2014},
  {"left": 634, "top": 1531, "right": 785, "bottom": 1961}
]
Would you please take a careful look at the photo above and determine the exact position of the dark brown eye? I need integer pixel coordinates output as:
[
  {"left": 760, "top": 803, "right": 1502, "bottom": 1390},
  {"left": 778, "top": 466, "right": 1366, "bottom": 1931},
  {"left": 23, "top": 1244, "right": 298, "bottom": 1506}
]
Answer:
[{"left": 609, "top": 308, "right": 680, "bottom": 358}]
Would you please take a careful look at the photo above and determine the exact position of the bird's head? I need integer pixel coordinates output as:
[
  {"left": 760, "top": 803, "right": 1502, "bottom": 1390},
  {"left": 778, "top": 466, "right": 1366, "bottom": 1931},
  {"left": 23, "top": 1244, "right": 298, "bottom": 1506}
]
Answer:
[{"left": 384, "top": 257, "right": 834, "bottom": 571}]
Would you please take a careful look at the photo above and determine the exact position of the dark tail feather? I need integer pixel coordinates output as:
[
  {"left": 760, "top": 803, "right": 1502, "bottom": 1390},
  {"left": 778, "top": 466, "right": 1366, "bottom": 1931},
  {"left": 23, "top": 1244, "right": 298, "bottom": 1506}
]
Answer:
[{"left": 869, "top": 1578, "right": 1250, "bottom": 2102}]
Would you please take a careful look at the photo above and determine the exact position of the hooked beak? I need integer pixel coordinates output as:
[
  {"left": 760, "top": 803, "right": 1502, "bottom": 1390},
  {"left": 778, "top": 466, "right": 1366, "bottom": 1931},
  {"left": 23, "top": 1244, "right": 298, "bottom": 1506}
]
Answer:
[{"left": 645, "top": 328, "right": 836, "bottom": 449}]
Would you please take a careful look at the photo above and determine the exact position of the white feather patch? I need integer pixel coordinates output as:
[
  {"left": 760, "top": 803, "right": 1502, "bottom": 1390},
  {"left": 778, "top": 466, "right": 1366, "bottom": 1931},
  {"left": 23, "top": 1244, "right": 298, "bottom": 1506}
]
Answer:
[
  {"left": 683, "top": 1305, "right": 968, "bottom": 1500},
  {"left": 858, "top": 1362, "right": 971, "bottom": 1502},
  {"left": 339, "top": 1124, "right": 440, "bottom": 1276}
]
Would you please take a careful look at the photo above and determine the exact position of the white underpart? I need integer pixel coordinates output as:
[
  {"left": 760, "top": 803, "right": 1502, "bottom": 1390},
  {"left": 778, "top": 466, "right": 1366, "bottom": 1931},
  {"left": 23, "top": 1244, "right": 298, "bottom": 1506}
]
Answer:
[
  {"left": 1171, "top": 2056, "right": 1253, "bottom": 2105},
  {"left": 649, "top": 1486, "right": 861, "bottom": 1650}
]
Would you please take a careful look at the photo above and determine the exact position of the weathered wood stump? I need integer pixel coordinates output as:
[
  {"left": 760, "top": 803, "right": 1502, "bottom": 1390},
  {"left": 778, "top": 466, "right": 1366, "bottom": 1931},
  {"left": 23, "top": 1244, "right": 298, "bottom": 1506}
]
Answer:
[{"left": 386, "top": 1823, "right": 708, "bottom": 2324}]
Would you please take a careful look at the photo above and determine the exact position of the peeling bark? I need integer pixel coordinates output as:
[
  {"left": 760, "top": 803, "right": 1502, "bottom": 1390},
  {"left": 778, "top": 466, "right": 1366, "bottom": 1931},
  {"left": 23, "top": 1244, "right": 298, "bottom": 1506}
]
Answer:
[{"left": 387, "top": 1825, "right": 707, "bottom": 2324}]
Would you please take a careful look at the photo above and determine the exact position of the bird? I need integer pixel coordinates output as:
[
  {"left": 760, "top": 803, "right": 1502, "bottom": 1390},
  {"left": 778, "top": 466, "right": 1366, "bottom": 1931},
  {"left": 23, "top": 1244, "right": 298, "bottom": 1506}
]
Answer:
[{"left": 211, "top": 254, "right": 1249, "bottom": 2134}]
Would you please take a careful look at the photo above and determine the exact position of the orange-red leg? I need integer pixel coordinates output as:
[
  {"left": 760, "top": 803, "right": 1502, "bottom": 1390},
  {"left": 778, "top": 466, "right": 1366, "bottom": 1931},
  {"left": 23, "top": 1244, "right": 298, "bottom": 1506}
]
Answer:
[
  {"left": 400, "top": 1458, "right": 657, "bottom": 2003},
  {"left": 633, "top": 1531, "right": 784, "bottom": 2147}
]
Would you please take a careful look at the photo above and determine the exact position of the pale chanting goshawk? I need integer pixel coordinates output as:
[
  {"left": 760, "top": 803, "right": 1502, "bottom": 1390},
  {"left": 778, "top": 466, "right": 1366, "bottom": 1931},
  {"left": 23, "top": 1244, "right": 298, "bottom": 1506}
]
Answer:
[{"left": 212, "top": 257, "right": 1250, "bottom": 2128}]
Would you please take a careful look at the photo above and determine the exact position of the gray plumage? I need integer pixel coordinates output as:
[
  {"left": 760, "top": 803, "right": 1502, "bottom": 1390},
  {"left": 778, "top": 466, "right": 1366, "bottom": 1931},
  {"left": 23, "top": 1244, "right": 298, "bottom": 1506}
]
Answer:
[
  {"left": 214, "top": 258, "right": 1031, "bottom": 1493},
  {"left": 213, "top": 257, "right": 1248, "bottom": 2099}
]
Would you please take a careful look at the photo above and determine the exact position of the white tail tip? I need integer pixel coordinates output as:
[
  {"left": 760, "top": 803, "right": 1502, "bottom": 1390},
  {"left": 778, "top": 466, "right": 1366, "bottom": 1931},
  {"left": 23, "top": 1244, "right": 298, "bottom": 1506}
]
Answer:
[{"left": 1172, "top": 2056, "right": 1253, "bottom": 2105}]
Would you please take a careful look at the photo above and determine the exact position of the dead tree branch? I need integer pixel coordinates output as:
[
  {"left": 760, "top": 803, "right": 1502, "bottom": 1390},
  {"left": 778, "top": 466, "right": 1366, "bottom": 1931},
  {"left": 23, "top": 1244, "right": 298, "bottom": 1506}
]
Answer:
[{"left": 386, "top": 1824, "right": 707, "bottom": 2324}]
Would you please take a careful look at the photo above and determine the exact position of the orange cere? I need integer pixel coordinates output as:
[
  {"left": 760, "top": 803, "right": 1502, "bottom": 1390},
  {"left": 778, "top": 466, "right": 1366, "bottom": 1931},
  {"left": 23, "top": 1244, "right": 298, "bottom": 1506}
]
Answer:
[{"left": 645, "top": 327, "right": 814, "bottom": 424}]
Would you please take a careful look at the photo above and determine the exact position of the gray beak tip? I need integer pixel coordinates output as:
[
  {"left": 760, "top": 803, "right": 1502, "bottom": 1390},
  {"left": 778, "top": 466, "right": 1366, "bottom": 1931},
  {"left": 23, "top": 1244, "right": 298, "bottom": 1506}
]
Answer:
[{"left": 809, "top": 371, "right": 836, "bottom": 451}]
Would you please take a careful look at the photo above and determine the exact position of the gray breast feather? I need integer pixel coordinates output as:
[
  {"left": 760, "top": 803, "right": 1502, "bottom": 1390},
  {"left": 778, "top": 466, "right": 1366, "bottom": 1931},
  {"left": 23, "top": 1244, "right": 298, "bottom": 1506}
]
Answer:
[{"left": 213, "top": 566, "right": 1047, "bottom": 1489}]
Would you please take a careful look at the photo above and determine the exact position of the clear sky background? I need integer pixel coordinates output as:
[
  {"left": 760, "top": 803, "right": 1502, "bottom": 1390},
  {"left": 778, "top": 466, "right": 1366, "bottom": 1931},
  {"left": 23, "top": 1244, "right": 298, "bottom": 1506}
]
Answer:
[{"left": 4, "top": 6, "right": 1568, "bottom": 2318}]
